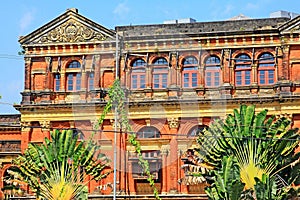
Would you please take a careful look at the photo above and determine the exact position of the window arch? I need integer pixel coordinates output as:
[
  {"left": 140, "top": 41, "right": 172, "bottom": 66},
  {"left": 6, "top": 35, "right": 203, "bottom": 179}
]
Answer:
[
  {"left": 205, "top": 56, "right": 221, "bottom": 87},
  {"left": 66, "top": 60, "right": 81, "bottom": 92},
  {"left": 67, "top": 60, "right": 81, "bottom": 69},
  {"left": 235, "top": 54, "right": 251, "bottom": 86},
  {"left": 258, "top": 53, "right": 275, "bottom": 85},
  {"left": 137, "top": 126, "right": 161, "bottom": 138},
  {"left": 188, "top": 125, "right": 208, "bottom": 137},
  {"left": 182, "top": 56, "right": 199, "bottom": 88},
  {"left": 131, "top": 59, "right": 146, "bottom": 89},
  {"left": 152, "top": 57, "right": 168, "bottom": 89}
]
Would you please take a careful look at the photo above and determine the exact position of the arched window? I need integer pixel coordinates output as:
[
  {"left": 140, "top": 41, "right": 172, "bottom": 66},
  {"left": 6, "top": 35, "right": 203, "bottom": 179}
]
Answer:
[
  {"left": 66, "top": 60, "right": 81, "bottom": 92},
  {"left": 205, "top": 56, "right": 221, "bottom": 87},
  {"left": 188, "top": 125, "right": 208, "bottom": 137},
  {"left": 152, "top": 57, "right": 168, "bottom": 89},
  {"left": 235, "top": 54, "right": 251, "bottom": 86},
  {"left": 131, "top": 59, "right": 146, "bottom": 89},
  {"left": 137, "top": 126, "right": 160, "bottom": 138},
  {"left": 182, "top": 56, "right": 198, "bottom": 88},
  {"left": 258, "top": 53, "right": 275, "bottom": 85},
  {"left": 54, "top": 74, "right": 60, "bottom": 91},
  {"left": 88, "top": 72, "right": 95, "bottom": 90},
  {"left": 67, "top": 60, "right": 81, "bottom": 69}
]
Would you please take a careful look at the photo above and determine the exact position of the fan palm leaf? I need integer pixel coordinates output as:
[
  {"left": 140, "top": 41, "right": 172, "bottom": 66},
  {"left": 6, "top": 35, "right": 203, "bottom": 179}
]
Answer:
[{"left": 8, "top": 129, "right": 111, "bottom": 199}]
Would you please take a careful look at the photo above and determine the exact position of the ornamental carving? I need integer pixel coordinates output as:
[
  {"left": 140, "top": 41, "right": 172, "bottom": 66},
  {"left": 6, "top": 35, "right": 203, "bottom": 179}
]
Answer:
[
  {"left": 39, "top": 20, "right": 108, "bottom": 43},
  {"left": 167, "top": 118, "right": 179, "bottom": 129},
  {"left": 21, "top": 121, "right": 31, "bottom": 132}
]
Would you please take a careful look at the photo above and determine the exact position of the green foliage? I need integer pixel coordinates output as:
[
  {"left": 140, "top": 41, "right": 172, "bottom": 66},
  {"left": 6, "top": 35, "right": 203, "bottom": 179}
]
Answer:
[
  {"left": 97, "top": 79, "right": 161, "bottom": 200},
  {"left": 195, "top": 104, "right": 300, "bottom": 199},
  {"left": 254, "top": 174, "right": 277, "bottom": 200},
  {"left": 9, "top": 129, "right": 111, "bottom": 199},
  {"left": 205, "top": 156, "right": 245, "bottom": 200}
]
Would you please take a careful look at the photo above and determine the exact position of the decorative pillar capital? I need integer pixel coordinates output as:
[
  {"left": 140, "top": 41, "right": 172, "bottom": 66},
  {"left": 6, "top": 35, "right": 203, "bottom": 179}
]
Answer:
[
  {"left": 110, "top": 119, "right": 120, "bottom": 129},
  {"left": 25, "top": 57, "right": 32, "bottom": 65},
  {"left": 21, "top": 121, "right": 31, "bottom": 132},
  {"left": 40, "top": 120, "right": 51, "bottom": 131},
  {"left": 223, "top": 48, "right": 231, "bottom": 57},
  {"left": 161, "top": 144, "right": 170, "bottom": 155},
  {"left": 167, "top": 117, "right": 179, "bottom": 129}
]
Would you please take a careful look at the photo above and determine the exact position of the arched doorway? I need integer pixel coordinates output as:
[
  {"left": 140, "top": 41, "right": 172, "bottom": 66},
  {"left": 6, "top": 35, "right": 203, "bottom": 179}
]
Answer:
[
  {"left": 130, "top": 126, "right": 162, "bottom": 194},
  {"left": 2, "top": 166, "right": 25, "bottom": 199}
]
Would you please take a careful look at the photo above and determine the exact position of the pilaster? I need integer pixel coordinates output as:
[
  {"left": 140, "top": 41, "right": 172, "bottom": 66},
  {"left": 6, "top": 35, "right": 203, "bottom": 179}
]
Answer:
[
  {"left": 21, "top": 121, "right": 31, "bottom": 153},
  {"left": 40, "top": 120, "right": 51, "bottom": 139},
  {"left": 161, "top": 144, "right": 170, "bottom": 194}
]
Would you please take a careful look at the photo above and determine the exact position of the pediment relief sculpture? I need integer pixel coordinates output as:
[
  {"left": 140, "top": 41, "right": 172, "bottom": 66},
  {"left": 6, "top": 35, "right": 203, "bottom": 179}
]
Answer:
[{"left": 39, "top": 19, "right": 108, "bottom": 43}]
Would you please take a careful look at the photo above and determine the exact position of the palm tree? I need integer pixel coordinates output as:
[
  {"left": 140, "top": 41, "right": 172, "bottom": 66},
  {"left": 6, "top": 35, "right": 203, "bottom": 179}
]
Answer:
[
  {"left": 184, "top": 104, "right": 300, "bottom": 199},
  {"left": 7, "top": 129, "right": 111, "bottom": 199}
]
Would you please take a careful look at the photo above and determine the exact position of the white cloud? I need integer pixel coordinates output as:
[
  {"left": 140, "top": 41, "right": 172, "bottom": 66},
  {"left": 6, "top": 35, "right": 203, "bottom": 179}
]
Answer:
[
  {"left": 113, "top": 2, "right": 130, "bottom": 19},
  {"left": 19, "top": 10, "right": 35, "bottom": 34}
]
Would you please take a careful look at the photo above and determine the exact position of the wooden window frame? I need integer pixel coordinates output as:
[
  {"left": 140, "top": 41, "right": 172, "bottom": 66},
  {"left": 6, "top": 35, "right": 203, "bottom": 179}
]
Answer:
[
  {"left": 204, "top": 56, "right": 221, "bottom": 87},
  {"left": 54, "top": 74, "right": 60, "bottom": 91},
  {"left": 137, "top": 126, "right": 161, "bottom": 139},
  {"left": 152, "top": 58, "right": 168, "bottom": 89},
  {"left": 235, "top": 54, "right": 252, "bottom": 86},
  {"left": 258, "top": 53, "right": 275, "bottom": 85},
  {"left": 88, "top": 72, "right": 95, "bottom": 90},
  {"left": 67, "top": 73, "right": 81, "bottom": 92},
  {"left": 182, "top": 56, "right": 199, "bottom": 88},
  {"left": 131, "top": 59, "right": 146, "bottom": 89}
]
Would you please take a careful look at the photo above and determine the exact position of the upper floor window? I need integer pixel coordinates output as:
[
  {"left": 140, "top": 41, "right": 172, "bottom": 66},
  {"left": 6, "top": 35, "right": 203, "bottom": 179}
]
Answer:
[
  {"left": 67, "top": 60, "right": 81, "bottom": 69},
  {"left": 235, "top": 54, "right": 251, "bottom": 86},
  {"left": 131, "top": 59, "right": 146, "bottom": 89},
  {"left": 137, "top": 126, "right": 160, "bottom": 138},
  {"left": 152, "top": 57, "right": 168, "bottom": 89},
  {"left": 205, "top": 56, "right": 221, "bottom": 87},
  {"left": 67, "top": 73, "right": 81, "bottom": 91},
  {"left": 54, "top": 74, "right": 60, "bottom": 91},
  {"left": 88, "top": 72, "right": 95, "bottom": 90},
  {"left": 182, "top": 56, "right": 198, "bottom": 88},
  {"left": 154, "top": 58, "right": 168, "bottom": 65},
  {"left": 258, "top": 53, "right": 275, "bottom": 85},
  {"left": 66, "top": 60, "right": 81, "bottom": 92}
]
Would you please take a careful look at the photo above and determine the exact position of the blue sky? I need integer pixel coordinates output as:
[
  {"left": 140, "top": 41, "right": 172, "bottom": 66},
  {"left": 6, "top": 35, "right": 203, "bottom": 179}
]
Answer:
[{"left": 0, "top": 0, "right": 299, "bottom": 114}]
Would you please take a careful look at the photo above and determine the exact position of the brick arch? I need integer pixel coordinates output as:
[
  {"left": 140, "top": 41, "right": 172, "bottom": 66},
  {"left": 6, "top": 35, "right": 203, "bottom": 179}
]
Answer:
[
  {"left": 148, "top": 54, "right": 169, "bottom": 64},
  {"left": 128, "top": 57, "right": 147, "bottom": 68},
  {"left": 255, "top": 50, "right": 275, "bottom": 61},
  {"left": 203, "top": 54, "right": 222, "bottom": 64},
  {"left": 63, "top": 57, "right": 82, "bottom": 70},
  {"left": 178, "top": 120, "right": 198, "bottom": 136},
  {"left": 1, "top": 164, "right": 13, "bottom": 188},
  {"left": 231, "top": 50, "right": 252, "bottom": 60},
  {"left": 130, "top": 120, "right": 146, "bottom": 133},
  {"left": 131, "top": 119, "right": 168, "bottom": 135},
  {"left": 178, "top": 53, "right": 199, "bottom": 65}
]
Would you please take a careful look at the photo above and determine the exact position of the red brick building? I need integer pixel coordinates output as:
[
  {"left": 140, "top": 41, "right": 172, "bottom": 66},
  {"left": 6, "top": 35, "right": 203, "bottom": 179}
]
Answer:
[{"left": 1, "top": 8, "right": 300, "bottom": 199}]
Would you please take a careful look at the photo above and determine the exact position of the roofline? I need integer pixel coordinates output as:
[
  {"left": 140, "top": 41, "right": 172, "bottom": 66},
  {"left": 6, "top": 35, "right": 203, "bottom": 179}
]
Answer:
[
  {"left": 115, "top": 16, "right": 290, "bottom": 30},
  {"left": 19, "top": 8, "right": 116, "bottom": 45}
]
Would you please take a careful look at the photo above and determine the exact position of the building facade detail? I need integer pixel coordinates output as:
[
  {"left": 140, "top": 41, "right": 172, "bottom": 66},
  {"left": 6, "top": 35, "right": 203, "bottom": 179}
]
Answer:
[{"left": 1, "top": 7, "right": 300, "bottom": 199}]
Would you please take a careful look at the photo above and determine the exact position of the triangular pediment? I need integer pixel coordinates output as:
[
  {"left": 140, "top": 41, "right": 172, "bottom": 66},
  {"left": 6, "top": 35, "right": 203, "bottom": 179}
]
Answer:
[
  {"left": 19, "top": 8, "right": 116, "bottom": 45},
  {"left": 279, "top": 15, "right": 300, "bottom": 33}
]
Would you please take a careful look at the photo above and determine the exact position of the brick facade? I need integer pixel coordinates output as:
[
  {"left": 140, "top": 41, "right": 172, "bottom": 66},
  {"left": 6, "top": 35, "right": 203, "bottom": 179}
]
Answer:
[{"left": 1, "top": 8, "right": 300, "bottom": 199}]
